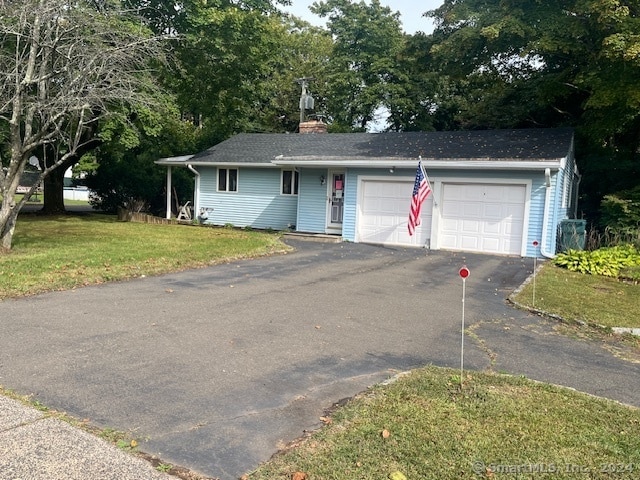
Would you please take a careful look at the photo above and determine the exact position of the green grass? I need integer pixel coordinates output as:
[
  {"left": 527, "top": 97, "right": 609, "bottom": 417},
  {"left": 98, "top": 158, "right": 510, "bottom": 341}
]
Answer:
[
  {"left": 3, "top": 215, "right": 639, "bottom": 480},
  {"left": 0, "top": 214, "right": 289, "bottom": 299},
  {"left": 249, "top": 367, "right": 640, "bottom": 480},
  {"left": 513, "top": 263, "right": 640, "bottom": 329}
]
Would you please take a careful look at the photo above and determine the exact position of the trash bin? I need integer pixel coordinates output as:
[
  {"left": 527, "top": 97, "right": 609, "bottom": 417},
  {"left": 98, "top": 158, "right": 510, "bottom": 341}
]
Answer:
[{"left": 558, "top": 219, "right": 587, "bottom": 252}]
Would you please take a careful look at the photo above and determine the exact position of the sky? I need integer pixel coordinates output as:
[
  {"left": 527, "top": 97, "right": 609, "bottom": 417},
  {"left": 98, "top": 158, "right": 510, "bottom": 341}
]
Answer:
[{"left": 281, "top": 0, "right": 444, "bottom": 35}]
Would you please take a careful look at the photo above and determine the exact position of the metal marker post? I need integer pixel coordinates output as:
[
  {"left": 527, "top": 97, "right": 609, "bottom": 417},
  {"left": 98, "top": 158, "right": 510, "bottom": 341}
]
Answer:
[
  {"left": 532, "top": 241, "right": 539, "bottom": 307},
  {"left": 458, "top": 266, "right": 470, "bottom": 387}
]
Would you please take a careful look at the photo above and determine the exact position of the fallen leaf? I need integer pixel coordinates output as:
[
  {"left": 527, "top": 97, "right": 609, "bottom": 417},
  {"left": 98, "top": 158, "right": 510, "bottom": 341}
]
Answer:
[
  {"left": 389, "top": 471, "right": 406, "bottom": 480},
  {"left": 319, "top": 416, "right": 332, "bottom": 424},
  {"left": 165, "top": 289, "right": 173, "bottom": 293},
  {"left": 292, "top": 472, "right": 308, "bottom": 480},
  {"left": 381, "top": 429, "right": 390, "bottom": 439}
]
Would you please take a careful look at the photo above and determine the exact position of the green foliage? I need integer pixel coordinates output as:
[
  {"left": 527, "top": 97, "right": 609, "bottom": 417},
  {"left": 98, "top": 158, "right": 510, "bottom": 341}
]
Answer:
[
  {"left": 620, "top": 266, "right": 640, "bottom": 282},
  {"left": 424, "top": 0, "right": 640, "bottom": 221},
  {"left": 312, "top": 0, "right": 405, "bottom": 130},
  {"left": 600, "top": 185, "right": 640, "bottom": 232},
  {"left": 554, "top": 244, "right": 640, "bottom": 277},
  {"left": 249, "top": 18, "right": 333, "bottom": 133},
  {"left": 85, "top": 117, "right": 198, "bottom": 214}
]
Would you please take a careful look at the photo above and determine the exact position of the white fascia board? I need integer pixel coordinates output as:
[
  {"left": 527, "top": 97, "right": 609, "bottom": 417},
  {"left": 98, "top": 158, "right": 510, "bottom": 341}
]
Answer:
[
  {"left": 155, "top": 159, "right": 274, "bottom": 168},
  {"left": 154, "top": 154, "right": 195, "bottom": 165},
  {"left": 272, "top": 156, "right": 562, "bottom": 170},
  {"left": 423, "top": 160, "right": 562, "bottom": 170},
  {"left": 186, "top": 162, "right": 275, "bottom": 168}
]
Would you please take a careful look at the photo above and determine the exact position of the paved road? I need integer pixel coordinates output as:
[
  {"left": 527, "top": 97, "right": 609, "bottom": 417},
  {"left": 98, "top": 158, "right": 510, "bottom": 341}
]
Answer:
[{"left": 1, "top": 240, "right": 638, "bottom": 479}]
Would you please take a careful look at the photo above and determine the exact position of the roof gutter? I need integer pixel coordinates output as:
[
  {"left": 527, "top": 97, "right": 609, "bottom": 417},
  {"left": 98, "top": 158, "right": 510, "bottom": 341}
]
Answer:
[
  {"left": 271, "top": 157, "right": 563, "bottom": 170},
  {"left": 155, "top": 154, "right": 195, "bottom": 166},
  {"left": 156, "top": 159, "right": 276, "bottom": 168}
]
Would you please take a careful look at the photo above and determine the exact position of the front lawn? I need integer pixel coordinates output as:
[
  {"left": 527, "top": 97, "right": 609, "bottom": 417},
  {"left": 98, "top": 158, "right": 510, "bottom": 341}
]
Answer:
[
  {"left": 512, "top": 263, "right": 640, "bottom": 329},
  {"left": 248, "top": 367, "right": 640, "bottom": 480},
  {"left": 0, "top": 214, "right": 289, "bottom": 299}
]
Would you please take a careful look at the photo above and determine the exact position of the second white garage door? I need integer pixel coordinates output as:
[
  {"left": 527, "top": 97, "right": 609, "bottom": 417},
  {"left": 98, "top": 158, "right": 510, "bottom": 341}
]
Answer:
[
  {"left": 357, "top": 179, "right": 432, "bottom": 247},
  {"left": 439, "top": 183, "right": 526, "bottom": 255}
]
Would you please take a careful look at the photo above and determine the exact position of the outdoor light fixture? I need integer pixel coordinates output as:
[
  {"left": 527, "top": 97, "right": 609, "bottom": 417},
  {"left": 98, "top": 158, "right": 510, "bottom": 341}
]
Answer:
[
  {"left": 389, "top": 166, "right": 395, "bottom": 173},
  {"left": 320, "top": 175, "right": 326, "bottom": 185}
]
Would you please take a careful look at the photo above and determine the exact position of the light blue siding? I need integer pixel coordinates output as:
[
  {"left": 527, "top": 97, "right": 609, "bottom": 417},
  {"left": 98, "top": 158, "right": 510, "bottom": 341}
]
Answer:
[
  {"left": 198, "top": 167, "right": 297, "bottom": 230},
  {"left": 341, "top": 167, "right": 551, "bottom": 257},
  {"left": 342, "top": 170, "right": 359, "bottom": 241},
  {"left": 196, "top": 162, "right": 570, "bottom": 258},
  {"left": 296, "top": 169, "right": 328, "bottom": 233},
  {"left": 539, "top": 152, "right": 579, "bottom": 257},
  {"left": 525, "top": 178, "right": 548, "bottom": 257}
]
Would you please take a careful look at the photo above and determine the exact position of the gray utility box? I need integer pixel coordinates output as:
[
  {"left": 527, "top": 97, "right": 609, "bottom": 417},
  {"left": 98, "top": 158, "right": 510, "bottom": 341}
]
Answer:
[{"left": 558, "top": 219, "right": 587, "bottom": 252}]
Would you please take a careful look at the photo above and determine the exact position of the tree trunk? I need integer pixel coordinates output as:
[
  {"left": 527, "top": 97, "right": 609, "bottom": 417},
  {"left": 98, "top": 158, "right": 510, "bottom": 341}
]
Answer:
[
  {"left": 41, "top": 166, "right": 67, "bottom": 214},
  {"left": 0, "top": 202, "right": 19, "bottom": 250}
]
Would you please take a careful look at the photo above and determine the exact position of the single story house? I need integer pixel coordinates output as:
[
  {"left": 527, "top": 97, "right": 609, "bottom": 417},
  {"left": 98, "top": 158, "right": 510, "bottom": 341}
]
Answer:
[{"left": 155, "top": 123, "right": 580, "bottom": 258}]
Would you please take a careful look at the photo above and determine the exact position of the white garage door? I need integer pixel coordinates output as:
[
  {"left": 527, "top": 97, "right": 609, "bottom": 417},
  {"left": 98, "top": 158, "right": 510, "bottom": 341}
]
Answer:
[
  {"left": 440, "top": 183, "right": 526, "bottom": 255},
  {"left": 357, "top": 179, "right": 432, "bottom": 247}
]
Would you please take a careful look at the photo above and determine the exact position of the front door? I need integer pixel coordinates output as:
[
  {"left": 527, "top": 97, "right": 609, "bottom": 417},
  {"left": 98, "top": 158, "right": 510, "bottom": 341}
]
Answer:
[{"left": 326, "top": 171, "right": 345, "bottom": 233}]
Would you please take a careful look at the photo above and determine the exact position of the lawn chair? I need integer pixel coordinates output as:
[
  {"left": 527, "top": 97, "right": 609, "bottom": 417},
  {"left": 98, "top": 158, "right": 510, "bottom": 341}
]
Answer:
[{"left": 177, "top": 201, "right": 192, "bottom": 221}]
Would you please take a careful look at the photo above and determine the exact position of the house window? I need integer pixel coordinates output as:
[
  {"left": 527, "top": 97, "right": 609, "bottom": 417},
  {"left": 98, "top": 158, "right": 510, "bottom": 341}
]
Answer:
[
  {"left": 281, "top": 169, "right": 299, "bottom": 195},
  {"left": 218, "top": 168, "right": 238, "bottom": 192}
]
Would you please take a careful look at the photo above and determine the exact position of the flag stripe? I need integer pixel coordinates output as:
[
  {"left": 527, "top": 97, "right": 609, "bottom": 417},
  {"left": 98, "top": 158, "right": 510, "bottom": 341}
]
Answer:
[{"left": 408, "top": 161, "right": 432, "bottom": 236}]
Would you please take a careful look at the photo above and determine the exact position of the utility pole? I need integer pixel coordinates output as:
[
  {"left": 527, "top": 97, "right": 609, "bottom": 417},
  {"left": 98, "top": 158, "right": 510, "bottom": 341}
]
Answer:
[{"left": 295, "top": 77, "right": 315, "bottom": 124}]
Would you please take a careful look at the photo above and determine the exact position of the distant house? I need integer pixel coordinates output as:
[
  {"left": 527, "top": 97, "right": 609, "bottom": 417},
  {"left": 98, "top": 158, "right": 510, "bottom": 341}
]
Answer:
[
  {"left": 17, "top": 171, "right": 42, "bottom": 195},
  {"left": 155, "top": 122, "right": 579, "bottom": 258}
]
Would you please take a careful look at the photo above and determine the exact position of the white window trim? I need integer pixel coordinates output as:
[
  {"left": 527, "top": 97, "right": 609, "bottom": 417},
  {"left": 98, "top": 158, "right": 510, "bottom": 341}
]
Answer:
[
  {"left": 280, "top": 169, "right": 299, "bottom": 196},
  {"left": 217, "top": 167, "right": 238, "bottom": 193}
]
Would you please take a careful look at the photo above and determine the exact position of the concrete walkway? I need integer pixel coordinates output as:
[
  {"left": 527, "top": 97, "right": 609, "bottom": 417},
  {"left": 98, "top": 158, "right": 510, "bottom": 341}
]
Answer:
[
  {"left": 0, "top": 395, "right": 171, "bottom": 479},
  {"left": 0, "top": 239, "right": 638, "bottom": 479}
]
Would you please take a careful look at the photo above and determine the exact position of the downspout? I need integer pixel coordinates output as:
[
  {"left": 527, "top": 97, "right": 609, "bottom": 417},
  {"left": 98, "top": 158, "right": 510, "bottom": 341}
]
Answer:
[
  {"left": 187, "top": 164, "right": 200, "bottom": 217},
  {"left": 573, "top": 171, "right": 582, "bottom": 219},
  {"left": 165, "top": 166, "right": 172, "bottom": 220},
  {"left": 540, "top": 168, "right": 555, "bottom": 258}
]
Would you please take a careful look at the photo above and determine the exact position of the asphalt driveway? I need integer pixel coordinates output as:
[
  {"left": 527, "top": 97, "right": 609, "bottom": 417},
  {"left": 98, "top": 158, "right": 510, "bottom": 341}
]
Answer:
[{"left": 1, "top": 239, "right": 638, "bottom": 479}]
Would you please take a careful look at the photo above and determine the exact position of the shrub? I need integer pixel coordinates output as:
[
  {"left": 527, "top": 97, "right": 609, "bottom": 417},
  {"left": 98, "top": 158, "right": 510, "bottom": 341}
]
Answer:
[
  {"left": 620, "top": 266, "right": 640, "bottom": 282},
  {"left": 554, "top": 244, "right": 640, "bottom": 277},
  {"left": 600, "top": 185, "right": 640, "bottom": 232},
  {"left": 585, "top": 225, "right": 640, "bottom": 250}
]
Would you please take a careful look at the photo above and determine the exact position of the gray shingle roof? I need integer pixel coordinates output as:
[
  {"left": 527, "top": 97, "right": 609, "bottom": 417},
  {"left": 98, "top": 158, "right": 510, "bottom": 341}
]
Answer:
[{"left": 185, "top": 128, "right": 574, "bottom": 165}]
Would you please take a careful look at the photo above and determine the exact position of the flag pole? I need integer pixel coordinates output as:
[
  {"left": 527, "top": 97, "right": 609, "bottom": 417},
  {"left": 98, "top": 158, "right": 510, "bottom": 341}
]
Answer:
[{"left": 419, "top": 155, "right": 433, "bottom": 193}]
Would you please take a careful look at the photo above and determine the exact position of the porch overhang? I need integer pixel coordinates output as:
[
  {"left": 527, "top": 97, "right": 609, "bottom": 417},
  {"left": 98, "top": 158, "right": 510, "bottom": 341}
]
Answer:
[{"left": 155, "top": 156, "right": 276, "bottom": 169}]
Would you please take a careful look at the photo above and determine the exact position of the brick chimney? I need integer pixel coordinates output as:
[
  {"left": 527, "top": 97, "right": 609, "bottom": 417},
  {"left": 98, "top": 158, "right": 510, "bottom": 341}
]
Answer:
[{"left": 299, "top": 119, "right": 328, "bottom": 134}]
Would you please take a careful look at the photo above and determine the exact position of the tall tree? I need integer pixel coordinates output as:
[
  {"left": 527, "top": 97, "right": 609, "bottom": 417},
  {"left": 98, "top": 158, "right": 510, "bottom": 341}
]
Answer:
[
  {"left": 424, "top": 0, "right": 640, "bottom": 220},
  {"left": 251, "top": 17, "right": 333, "bottom": 133},
  {"left": 311, "top": 0, "right": 405, "bottom": 131},
  {"left": 131, "top": 0, "right": 291, "bottom": 142},
  {"left": 0, "top": 0, "right": 167, "bottom": 249}
]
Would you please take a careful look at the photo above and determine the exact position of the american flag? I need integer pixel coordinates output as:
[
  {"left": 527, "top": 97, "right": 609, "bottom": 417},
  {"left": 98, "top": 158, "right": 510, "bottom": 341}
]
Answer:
[{"left": 408, "top": 160, "right": 432, "bottom": 236}]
